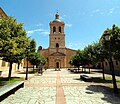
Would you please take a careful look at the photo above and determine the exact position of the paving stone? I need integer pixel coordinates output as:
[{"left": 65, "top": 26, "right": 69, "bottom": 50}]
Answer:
[{"left": 1, "top": 69, "right": 120, "bottom": 104}]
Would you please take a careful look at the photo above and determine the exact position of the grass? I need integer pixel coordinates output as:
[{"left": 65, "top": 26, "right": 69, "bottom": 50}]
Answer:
[
  {"left": 92, "top": 77, "right": 120, "bottom": 83},
  {"left": 0, "top": 77, "right": 24, "bottom": 88}
]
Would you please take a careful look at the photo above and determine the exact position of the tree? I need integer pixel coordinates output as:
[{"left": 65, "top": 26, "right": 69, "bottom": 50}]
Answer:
[
  {"left": 29, "top": 39, "right": 36, "bottom": 53},
  {"left": 70, "top": 50, "right": 85, "bottom": 70},
  {"left": 28, "top": 52, "right": 46, "bottom": 70},
  {"left": 101, "top": 24, "right": 120, "bottom": 61},
  {"left": 84, "top": 44, "right": 94, "bottom": 66},
  {"left": 92, "top": 42, "right": 108, "bottom": 80},
  {"left": 101, "top": 24, "right": 119, "bottom": 93},
  {"left": 0, "top": 17, "right": 30, "bottom": 80}
]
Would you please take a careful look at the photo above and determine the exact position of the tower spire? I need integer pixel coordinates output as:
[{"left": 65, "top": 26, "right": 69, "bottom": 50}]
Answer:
[{"left": 55, "top": 11, "right": 59, "bottom": 19}]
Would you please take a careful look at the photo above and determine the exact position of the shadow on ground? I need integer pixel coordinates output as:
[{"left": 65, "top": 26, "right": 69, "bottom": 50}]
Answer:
[
  {"left": 86, "top": 85, "right": 120, "bottom": 103},
  {"left": 92, "top": 77, "right": 112, "bottom": 83}
]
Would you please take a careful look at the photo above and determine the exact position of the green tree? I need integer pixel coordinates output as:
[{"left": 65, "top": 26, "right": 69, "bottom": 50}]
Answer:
[
  {"left": 84, "top": 44, "right": 94, "bottom": 66},
  {"left": 69, "top": 50, "right": 85, "bottom": 70},
  {"left": 101, "top": 24, "right": 119, "bottom": 93},
  {"left": 0, "top": 17, "right": 30, "bottom": 80},
  {"left": 101, "top": 24, "right": 120, "bottom": 61},
  {"left": 28, "top": 52, "right": 46, "bottom": 70},
  {"left": 29, "top": 39, "right": 36, "bottom": 53},
  {"left": 92, "top": 42, "right": 108, "bottom": 80}
]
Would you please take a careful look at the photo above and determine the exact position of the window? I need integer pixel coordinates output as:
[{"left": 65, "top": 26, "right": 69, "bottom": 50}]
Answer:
[
  {"left": 56, "top": 43, "right": 59, "bottom": 48},
  {"left": 59, "top": 26, "right": 61, "bottom": 33},
  {"left": 53, "top": 26, "right": 56, "bottom": 33}
]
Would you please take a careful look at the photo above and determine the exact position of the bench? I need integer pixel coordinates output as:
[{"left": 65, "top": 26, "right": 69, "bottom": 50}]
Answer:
[
  {"left": 55, "top": 68, "right": 60, "bottom": 71},
  {"left": 80, "top": 75, "right": 92, "bottom": 82},
  {"left": 0, "top": 81, "right": 24, "bottom": 101}
]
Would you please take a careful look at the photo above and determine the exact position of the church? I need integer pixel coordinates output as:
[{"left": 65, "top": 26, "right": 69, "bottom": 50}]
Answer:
[{"left": 38, "top": 12, "right": 77, "bottom": 69}]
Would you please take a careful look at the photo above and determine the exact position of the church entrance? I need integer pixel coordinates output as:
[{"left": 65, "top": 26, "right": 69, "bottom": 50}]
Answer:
[
  {"left": 55, "top": 61, "right": 60, "bottom": 71},
  {"left": 56, "top": 62, "right": 59, "bottom": 68}
]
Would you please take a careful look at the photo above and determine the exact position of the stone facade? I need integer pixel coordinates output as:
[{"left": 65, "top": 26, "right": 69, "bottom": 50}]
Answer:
[{"left": 38, "top": 12, "right": 77, "bottom": 69}]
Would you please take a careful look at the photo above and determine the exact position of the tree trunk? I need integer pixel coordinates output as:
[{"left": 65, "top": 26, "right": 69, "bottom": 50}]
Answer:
[
  {"left": 78, "top": 66, "right": 79, "bottom": 70},
  {"left": 18, "top": 63, "right": 20, "bottom": 70},
  {"left": 8, "top": 62, "right": 13, "bottom": 80},
  {"left": 102, "top": 61, "right": 105, "bottom": 80},
  {"left": 89, "top": 68, "right": 90, "bottom": 73},
  {"left": 33, "top": 65, "right": 34, "bottom": 72},
  {"left": 25, "top": 59, "right": 28, "bottom": 80}
]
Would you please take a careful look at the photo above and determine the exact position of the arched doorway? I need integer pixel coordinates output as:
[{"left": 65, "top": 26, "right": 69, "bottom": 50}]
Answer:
[{"left": 56, "top": 62, "right": 59, "bottom": 68}]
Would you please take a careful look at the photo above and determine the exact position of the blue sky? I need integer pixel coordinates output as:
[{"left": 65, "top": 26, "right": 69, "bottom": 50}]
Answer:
[{"left": 1, "top": 0, "right": 120, "bottom": 50}]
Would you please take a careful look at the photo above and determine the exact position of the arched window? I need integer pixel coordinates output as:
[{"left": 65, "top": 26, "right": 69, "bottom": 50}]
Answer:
[
  {"left": 56, "top": 43, "right": 59, "bottom": 48},
  {"left": 59, "top": 26, "right": 61, "bottom": 33},
  {"left": 53, "top": 26, "right": 56, "bottom": 33}
]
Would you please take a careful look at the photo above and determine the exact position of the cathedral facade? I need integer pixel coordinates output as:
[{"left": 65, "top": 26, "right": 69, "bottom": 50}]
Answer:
[{"left": 38, "top": 12, "right": 77, "bottom": 69}]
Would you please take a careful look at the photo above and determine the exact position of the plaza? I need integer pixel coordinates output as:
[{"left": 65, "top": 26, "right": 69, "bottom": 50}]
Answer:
[
  {"left": 1, "top": 69, "right": 120, "bottom": 104},
  {"left": 1, "top": 1, "right": 120, "bottom": 104}
]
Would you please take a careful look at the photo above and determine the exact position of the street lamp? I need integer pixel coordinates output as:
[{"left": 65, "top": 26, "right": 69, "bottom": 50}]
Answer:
[
  {"left": 25, "top": 46, "right": 30, "bottom": 80},
  {"left": 104, "top": 32, "right": 118, "bottom": 93}
]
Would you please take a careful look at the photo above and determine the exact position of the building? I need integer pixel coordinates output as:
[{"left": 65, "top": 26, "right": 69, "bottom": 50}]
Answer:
[
  {"left": 0, "top": 8, "right": 24, "bottom": 76},
  {"left": 38, "top": 12, "right": 77, "bottom": 69}
]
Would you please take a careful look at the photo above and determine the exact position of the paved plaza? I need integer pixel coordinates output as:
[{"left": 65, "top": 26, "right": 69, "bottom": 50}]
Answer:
[{"left": 1, "top": 69, "right": 120, "bottom": 104}]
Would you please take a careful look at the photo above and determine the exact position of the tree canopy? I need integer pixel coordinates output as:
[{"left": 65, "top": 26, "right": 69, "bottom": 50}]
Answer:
[
  {"left": 0, "top": 17, "right": 30, "bottom": 80},
  {"left": 28, "top": 52, "right": 46, "bottom": 67}
]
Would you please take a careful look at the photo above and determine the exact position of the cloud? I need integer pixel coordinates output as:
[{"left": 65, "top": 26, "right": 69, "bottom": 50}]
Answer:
[
  {"left": 40, "top": 31, "right": 49, "bottom": 35},
  {"left": 36, "top": 23, "right": 43, "bottom": 27},
  {"left": 65, "top": 23, "right": 72, "bottom": 28},
  {"left": 27, "top": 28, "right": 49, "bottom": 36},
  {"left": 108, "top": 8, "right": 115, "bottom": 15},
  {"left": 90, "top": 9, "right": 101, "bottom": 16},
  {"left": 68, "top": 42, "right": 81, "bottom": 49},
  {"left": 92, "top": 9, "right": 100, "bottom": 13}
]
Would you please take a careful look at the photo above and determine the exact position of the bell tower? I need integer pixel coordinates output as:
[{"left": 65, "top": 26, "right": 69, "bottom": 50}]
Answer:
[
  {"left": 38, "top": 12, "right": 77, "bottom": 69},
  {"left": 49, "top": 12, "right": 65, "bottom": 48}
]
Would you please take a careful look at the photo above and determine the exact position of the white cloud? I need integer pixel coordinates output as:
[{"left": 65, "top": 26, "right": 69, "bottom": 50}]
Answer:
[
  {"left": 27, "top": 28, "right": 49, "bottom": 36},
  {"left": 36, "top": 23, "right": 43, "bottom": 27},
  {"left": 92, "top": 9, "right": 100, "bottom": 13},
  {"left": 41, "top": 31, "right": 49, "bottom": 35},
  {"left": 65, "top": 23, "right": 72, "bottom": 28},
  {"left": 90, "top": 7, "right": 120, "bottom": 16},
  {"left": 108, "top": 8, "right": 115, "bottom": 15},
  {"left": 68, "top": 42, "right": 81, "bottom": 49}
]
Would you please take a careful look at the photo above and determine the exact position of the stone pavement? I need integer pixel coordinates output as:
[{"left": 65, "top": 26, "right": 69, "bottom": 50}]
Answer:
[{"left": 1, "top": 69, "right": 120, "bottom": 104}]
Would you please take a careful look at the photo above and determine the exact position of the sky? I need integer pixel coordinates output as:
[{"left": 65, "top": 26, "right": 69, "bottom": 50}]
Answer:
[{"left": 1, "top": 0, "right": 120, "bottom": 50}]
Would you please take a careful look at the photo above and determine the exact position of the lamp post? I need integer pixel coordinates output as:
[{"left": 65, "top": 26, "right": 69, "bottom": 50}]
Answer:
[
  {"left": 104, "top": 32, "right": 118, "bottom": 93},
  {"left": 25, "top": 46, "right": 30, "bottom": 80},
  {"left": 25, "top": 55, "right": 28, "bottom": 80}
]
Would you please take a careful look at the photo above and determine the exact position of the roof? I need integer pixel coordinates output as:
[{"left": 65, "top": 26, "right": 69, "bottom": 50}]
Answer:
[
  {"left": 50, "top": 52, "right": 66, "bottom": 56},
  {"left": 0, "top": 8, "right": 7, "bottom": 17},
  {"left": 51, "top": 12, "right": 64, "bottom": 23}
]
